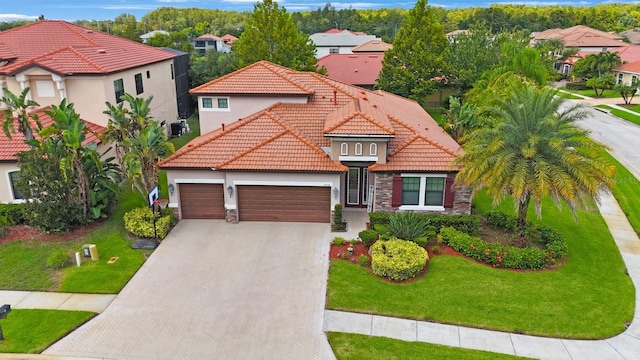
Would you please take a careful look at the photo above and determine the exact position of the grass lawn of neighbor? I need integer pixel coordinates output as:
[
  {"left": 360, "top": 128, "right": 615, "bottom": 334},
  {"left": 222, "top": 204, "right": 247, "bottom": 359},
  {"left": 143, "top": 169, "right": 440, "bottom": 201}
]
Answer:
[
  {"left": 327, "top": 332, "right": 533, "bottom": 360},
  {"left": 595, "top": 105, "right": 640, "bottom": 126},
  {"left": 327, "top": 191, "right": 634, "bottom": 339}
]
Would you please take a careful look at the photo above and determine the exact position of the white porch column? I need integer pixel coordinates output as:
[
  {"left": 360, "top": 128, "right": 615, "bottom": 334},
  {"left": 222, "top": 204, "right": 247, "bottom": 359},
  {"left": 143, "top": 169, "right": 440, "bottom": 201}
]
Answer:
[
  {"left": 0, "top": 78, "right": 6, "bottom": 110},
  {"left": 52, "top": 74, "right": 67, "bottom": 100},
  {"left": 15, "top": 74, "right": 31, "bottom": 101}
]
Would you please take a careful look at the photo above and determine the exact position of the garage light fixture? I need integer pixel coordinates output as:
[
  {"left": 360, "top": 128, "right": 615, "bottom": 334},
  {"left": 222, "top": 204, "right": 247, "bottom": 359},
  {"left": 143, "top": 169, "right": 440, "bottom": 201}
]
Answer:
[
  {"left": 227, "top": 185, "right": 234, "bottom": 197},
  {"left": 333, "top": 187, "right": 339, "bottom": 199},
  {"left": 168, "top": 183, "right": 175, "bottom": 196}
]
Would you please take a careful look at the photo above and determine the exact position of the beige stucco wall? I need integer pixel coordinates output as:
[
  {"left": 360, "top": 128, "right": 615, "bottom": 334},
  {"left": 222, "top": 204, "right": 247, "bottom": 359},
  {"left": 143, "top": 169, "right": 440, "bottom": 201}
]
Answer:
[
  {"left": 2, "top": 60, "right": 177, "bottom": 128},
  {"left": 165, "top": 169, "right": 342, "bottom": 219},
  {"left": 197, "top": 95, "right": 308, "bottom": 135},
  {"left": 614, "top": 71, "right": 639, "bottom": 86},
  {"left": 0, "top": 162, "right": 21, "bottom": 204},
  {"left": 330, "top": 139, "right": 388, "bottom": 163}
]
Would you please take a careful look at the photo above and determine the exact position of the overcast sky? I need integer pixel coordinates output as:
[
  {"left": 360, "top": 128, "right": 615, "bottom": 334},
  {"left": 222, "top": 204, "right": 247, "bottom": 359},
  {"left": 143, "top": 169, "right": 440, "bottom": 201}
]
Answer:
[{"left": 1, "top": 0, "right": 639, "bottom": 22}]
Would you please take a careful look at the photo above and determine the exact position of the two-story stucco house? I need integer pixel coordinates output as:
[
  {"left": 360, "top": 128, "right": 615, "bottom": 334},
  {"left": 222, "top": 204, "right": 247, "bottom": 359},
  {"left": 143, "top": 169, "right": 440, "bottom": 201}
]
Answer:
[
  {"left": 159, "top": 61, "right": 470, "bottom": 223},
  {"left": 0, "top": 20, "right": 179, "bottom": 203},
  {"left": 310, "top": 29, "right": 381, "bottom": 59}
]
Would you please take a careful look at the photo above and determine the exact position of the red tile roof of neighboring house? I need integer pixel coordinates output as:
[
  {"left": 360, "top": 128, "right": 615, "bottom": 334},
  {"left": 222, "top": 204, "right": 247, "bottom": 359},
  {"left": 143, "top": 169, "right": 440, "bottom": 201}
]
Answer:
[
  {"left": 190, "top": 61, "right": 314, "bottom": 95},
  {"left": 160, "top": 61, "right": 461, "bottom": 173},
  {"left": 323, "top": 28, "right": 367, "bottom": 36},
  {"left": 533, "top": 25, "right": 624, "bottom": 48},
  {"left": 0, "top": 20, "right": 176, "bottom": 76},
  {"left": 197, "top": 34, "right": 223, "bottom": 41},
  {"left": 609, "top": 44, "right": 640, "bottom": 64},
  {"left": 0, "top": 106, "right": 105, "bottom": 161},
  {"left": 351, "top": 40, "right": 392, "bottom": 52},
  {"left": 221, "top": 34, "right": 238, "bottom": 45},
  {"left": 317, "top": 53, "right": 383, "bottom": 87},
  {"left": 615, "top": 60, "right": 640, "bottom": 73}
]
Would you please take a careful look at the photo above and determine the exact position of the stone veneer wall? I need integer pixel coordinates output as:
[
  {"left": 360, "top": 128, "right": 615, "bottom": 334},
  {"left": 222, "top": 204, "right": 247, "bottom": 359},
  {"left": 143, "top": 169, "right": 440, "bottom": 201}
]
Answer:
[
  {"left": 373, "top": 172, "right": 472, "bottom": 215},
  {"left": 226, "top": 209, "right": 238, "bottom": 223}
]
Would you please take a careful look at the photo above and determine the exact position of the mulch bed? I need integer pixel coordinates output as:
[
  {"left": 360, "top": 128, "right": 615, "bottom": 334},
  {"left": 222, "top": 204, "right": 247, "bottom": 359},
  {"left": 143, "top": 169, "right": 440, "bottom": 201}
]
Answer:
[{"left": 0, "top": 221, "right": 103, "bottom": 245}]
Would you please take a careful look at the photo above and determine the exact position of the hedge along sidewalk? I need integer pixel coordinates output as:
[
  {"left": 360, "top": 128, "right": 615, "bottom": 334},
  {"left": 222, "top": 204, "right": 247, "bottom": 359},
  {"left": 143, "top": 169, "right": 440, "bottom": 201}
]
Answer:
[
  {"left": 325, "top": 191, "right": 640, "bottom": 359},
  {"left": 0, "top": 290, "right": 115, "bottom": 313}
]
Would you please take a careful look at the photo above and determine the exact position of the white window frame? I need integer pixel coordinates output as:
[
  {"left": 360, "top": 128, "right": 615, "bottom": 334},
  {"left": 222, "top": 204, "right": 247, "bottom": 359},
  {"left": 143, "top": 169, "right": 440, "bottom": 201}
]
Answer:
[
  {"left": 399, "top": 173, "right": 446, "bottom": 211},
  {"left": 632, "top": 75, "right": 637, "bottom": 86},
  {"left": 6, "top": 169, "right": 25, "bottom": 203},
  {"left": 201, "top": 97, "right": 213, "bottom": 109},
  {"left": 340, "top": 142, "right": 348, "bottom": 156},
  {"left": 200, "top": 96, "right": 231, "bottom": 112},
  {"left": 370, "top": 143, "right": 377, "bottom": 156},
  {"left": 355, "top": 143, "right": 363, "bottom": 156},
  {"left": 617, "top": 73, "right": 624, "bottom": 85}
]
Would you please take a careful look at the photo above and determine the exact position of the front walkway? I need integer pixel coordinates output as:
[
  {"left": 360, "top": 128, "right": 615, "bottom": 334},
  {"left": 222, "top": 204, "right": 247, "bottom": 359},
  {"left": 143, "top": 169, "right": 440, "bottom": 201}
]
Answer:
[
  {"left": 324, "top": 191, "right": 640, "bottom": 360},
  {"left": 0, "top": 291, "right": 115, "bottom": 313}
]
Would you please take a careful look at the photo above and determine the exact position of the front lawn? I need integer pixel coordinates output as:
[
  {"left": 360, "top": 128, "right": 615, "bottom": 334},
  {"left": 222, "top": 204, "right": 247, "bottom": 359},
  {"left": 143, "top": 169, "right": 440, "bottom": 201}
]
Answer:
[
  {"left": 563, "top": 88, "right": 622, "bottom": 98},
  {"left": 327, "top": 333, "right": 532, "bottom": 360},
  {"left": 595, "top": 105, "right": 640, "bottom": 126},
  {"left": 327, "top": 193, "right": 634, "bottom": 339},
  {"left": 0, "top": 186, "right": 148, "bottom": 293},
  {"left": 604, "top": 150, "right": 640, "bottom": 234},
  {"left": 0, "top": 309, "right": 94, "bottom": 353}
]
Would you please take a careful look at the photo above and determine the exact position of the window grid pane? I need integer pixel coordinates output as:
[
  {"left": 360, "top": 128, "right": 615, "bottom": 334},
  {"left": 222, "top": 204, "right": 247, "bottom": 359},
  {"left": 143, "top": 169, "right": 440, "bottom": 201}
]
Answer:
[
  {"left": 217, "top": 98, "right": 228, "bottom": 108},
  {"left": 402, "top": 177, "right": 420, "bottom": 205},
  {"left": 135, "top": 73, "right": 144, "bottom": 95},
  {"left": 202, "top": 98, "right": 213, "bottom": 108},
  {"left": 9, "top": 171, "right": 23, "bottom": 200},
  {"left": 424, "top": 178, "right": 444, "bottom": 206},
  {"left": 114, "top": 79, "right": 124, "bottom": 103}
]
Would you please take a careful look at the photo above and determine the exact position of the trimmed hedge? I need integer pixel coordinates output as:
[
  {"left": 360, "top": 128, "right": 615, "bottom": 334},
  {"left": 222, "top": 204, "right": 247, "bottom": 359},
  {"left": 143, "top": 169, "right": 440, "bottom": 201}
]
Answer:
[
  {"left": 439, "top": 226, "right": 566, "bottom": 270},
  {"left": 358, "top": 230, "right": 378, "bottom": 247},
  {"left": 369, "top": 212, "right": 481, "bottom": 235},
  {"left": 124, "top": 207, "right": 173, "bottom": 240},
  {"left": 0, "top": 203, "right": 26, "bottom": 225},
  {"left": 371, "top": 238, "right": 428, "bottom": 281},
  {"left": 565, "top": 82, "right": 589, "bottom": 90}
]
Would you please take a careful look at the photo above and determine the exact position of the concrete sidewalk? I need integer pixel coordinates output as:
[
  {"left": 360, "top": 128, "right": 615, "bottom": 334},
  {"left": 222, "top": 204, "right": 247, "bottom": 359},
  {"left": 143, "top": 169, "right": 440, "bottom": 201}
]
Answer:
[
  {"left": 324, "top": 191, "right": 640, "bottom": 360},
  {"left": 0, "top": 291, "right": 115, "bottom": 313}
]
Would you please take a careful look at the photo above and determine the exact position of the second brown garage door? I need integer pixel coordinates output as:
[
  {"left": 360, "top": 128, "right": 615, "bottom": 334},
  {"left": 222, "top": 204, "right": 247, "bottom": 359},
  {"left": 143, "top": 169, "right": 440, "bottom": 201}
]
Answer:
[
  {"left": 237, "top": 185, "right": 330, "bottom": 223},
  {"left": 179, "top": 183, "right": 225, "bottom": 219}
]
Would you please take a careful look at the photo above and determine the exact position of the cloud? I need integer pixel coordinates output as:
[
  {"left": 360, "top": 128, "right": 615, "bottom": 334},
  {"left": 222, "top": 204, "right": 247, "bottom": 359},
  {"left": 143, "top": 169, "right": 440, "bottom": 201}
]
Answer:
[
  {"left": 0, "top": 13, "right": 40, "bottom": 21},
  {"left": 157, "top": 0, "right": 189, "bottom": 3}
]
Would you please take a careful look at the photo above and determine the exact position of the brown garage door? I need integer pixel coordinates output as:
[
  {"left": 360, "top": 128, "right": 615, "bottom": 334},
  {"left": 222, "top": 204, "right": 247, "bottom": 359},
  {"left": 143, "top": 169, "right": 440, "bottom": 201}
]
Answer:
[
  {"left": 237, "top": 186, "right": 330, "bottom": 223},
  {"left": 179, "top": 183, "right": 225, "bottom": 219}
]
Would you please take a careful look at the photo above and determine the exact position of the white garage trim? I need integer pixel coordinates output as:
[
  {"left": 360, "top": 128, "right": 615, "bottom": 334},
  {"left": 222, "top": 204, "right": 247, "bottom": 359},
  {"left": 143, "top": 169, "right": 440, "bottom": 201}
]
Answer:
[
  {"left": 233, "top": 180, "right": 332, "bottom": 187},
  {"left": 174, "top": 178, "right": 225, "bottom": 184},
  {"left": 225, "top": 204, "right": 237, "bottom": 210}
]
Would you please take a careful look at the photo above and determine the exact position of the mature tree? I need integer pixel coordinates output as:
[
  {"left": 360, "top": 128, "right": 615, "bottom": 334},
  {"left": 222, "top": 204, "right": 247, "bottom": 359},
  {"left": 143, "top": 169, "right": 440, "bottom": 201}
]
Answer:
[
  {"left": 573, "top": 51, "right": 622, "bottom": 80},
  {"left": 189, "top": 51, "right": 238, "bottom": 87},
  {"left": 146, "top": 32, "right": 173, "bottom": 47},
  {"left": 585, "top": 74, "right": 615, "bottom": 97},
  {"left": 614, "top": 83, "right": 638, "bottom": 105},
  {"left": 455, "top": 85, "right": 615, "bottom": 236},
  {"left": 376, "top": 0, "right": 448, "bottom": 102},
  {"left": 498, "top": 40, "right": 549, "bottom": 86},
  {"left": 1, "top": 88, "right": 41, "bottom": 141},
  {"left": 233, "top": 0, "right": 317, "bottom": 71},
  {"left": 438, "top": 96, "right": 481, "bottom": 143},
  {"left": 112, "top": 13, "right": 140, "bottom": 41}
]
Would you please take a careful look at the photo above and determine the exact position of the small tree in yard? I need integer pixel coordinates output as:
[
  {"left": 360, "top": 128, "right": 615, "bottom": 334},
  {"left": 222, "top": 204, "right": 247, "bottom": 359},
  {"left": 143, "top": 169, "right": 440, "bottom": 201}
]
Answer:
[
  {"left": 1, "top": 87, "right": 41, "bottom": 142},
  {"left": 614, "top": 83, "right": 638, "bottom": 105}
]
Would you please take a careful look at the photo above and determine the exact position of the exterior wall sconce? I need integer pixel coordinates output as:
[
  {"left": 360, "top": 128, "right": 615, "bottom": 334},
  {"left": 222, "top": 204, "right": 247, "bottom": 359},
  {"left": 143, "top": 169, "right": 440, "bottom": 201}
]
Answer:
[
  {"left": 168, "top": 183, "right": 175, "bottom": 196},
  {"left": 227, "top": 185, "right": 234, "bottom": 197},
  {"left": 333, "top": 187, "right": 339, "bottom": 199}
]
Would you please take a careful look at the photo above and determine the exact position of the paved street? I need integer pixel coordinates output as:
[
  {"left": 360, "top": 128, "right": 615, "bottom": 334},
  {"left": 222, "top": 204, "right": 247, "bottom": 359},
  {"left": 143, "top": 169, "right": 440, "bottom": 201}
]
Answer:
[{"left": 43, "top": 220, "right": 336, "bottom": 360}]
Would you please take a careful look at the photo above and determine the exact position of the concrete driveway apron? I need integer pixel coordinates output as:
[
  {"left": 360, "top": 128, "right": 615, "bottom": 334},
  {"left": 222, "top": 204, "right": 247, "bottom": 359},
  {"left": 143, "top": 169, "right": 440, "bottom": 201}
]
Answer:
[{"left": 44, "top": 220, "right": 337, "bottom": 360}]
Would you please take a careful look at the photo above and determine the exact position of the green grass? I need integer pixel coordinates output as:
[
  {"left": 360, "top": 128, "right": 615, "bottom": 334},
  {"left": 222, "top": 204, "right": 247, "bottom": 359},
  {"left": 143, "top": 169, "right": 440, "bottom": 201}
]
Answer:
[
  {"left": 595, "top": 105, "right": 640, "bottom": 126},
  {"left": 555, "top": 91, "right": 584, "bottom": 100},
  {"left": 327, "top": 333, "right": 532, "bottom": 360},
  {"left": 0, "top": 309, "right": 94, "bottom": 353},
  {"left": 564, "top": 88, "right": 621, "bottom": 98},
  {"left": 603, "top": 151, "right": 640, "bottom": 234},
  {"left": 0, "top": 186, "right": 149, "bottom": 293},
  {"left": 168, "top": 114, "right": 200, "bottom": 150},
  {"left": 327, "top": 193, "right": 634, "bottom": 339},
  {"left": 425, "top": 107, "right": 444, "bottom": 124}
]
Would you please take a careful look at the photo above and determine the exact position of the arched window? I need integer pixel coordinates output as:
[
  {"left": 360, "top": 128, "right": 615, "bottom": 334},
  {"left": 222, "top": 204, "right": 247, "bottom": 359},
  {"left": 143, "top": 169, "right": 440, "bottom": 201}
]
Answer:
[
  {"left": 370, "top": 143, "right": 378, "bottom": 156},
  {"left": 340, "top": 142, "right": 348, "bottom": 155},
  {"left": 355, "top": 143, "right": 363, "bottom": 156}
]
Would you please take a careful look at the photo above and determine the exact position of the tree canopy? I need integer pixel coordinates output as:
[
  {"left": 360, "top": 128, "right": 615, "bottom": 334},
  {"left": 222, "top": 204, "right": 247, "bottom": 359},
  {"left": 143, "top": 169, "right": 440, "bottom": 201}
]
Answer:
[{"left": 232, "top": 0, "right": 317, "bottom": 71}]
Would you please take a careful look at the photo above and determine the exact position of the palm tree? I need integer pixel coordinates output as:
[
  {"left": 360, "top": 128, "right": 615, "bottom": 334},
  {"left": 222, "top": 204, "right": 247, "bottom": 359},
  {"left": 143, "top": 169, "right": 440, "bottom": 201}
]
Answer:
[
  {"left": 1, "top": 87, "right": 40, "bottom": 141},
  {"left": 455, "top": 85, "right": 615, "bottom": 236}
]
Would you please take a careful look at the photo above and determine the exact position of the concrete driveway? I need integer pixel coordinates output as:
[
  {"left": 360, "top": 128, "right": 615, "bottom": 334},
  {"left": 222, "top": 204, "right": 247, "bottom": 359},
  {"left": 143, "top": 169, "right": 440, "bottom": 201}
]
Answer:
[{"left": 44, "top": 220, "right": 337, "bottom": 360}]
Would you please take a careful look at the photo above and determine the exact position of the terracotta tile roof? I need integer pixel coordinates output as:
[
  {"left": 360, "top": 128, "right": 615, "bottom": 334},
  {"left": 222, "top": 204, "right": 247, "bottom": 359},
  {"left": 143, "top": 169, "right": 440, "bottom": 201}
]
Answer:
[
  {"left": 161, "top": 61, "right": 462, "bottom": 173},
  {"left": 190, "top": 61, "right": 314, "bottom": 95},
  {"left": 351, "top": 40, "right": 392, "bottom": 52},
  {"left": 0, "top": 20, "right": 176, "bottom": 76},
  {"left": 317, "top": 53, "right": 383, "bottom": 86},
  {"left": 221, "top": 34, "right": 238, "bottom": 45},
  {"left": 616, "top": 60, "right": 640, "bottom": 73},
  {"left": 532, "top": 25, "right": 624, "bottom": 48},
  {"left": 197, "top": 34, "right": 223, "bottom": 41},
  {"left": 0, "top": 107, "right": 105, "bottom": 161},
  {"left": 609, "top": 44, "right": 640, "bottom": 64}
]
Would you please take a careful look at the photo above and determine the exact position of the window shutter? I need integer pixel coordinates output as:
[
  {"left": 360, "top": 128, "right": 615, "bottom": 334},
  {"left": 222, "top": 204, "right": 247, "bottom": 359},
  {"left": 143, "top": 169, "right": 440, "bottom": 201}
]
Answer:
[
  {"left": 391, "top": 175, "right": 403, "bottom": 207},
  {"left": 444, "top": 176, "right": 455, "bottom": 208}
]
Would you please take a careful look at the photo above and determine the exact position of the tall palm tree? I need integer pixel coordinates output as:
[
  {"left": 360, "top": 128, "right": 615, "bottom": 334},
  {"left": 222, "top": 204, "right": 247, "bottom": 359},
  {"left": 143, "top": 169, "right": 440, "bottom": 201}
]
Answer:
[
  {"left": 1, "top": 87, "right": 41, "bottom": 141},
  {"left": 455, "top": 85, "right": 615, "bottom": 236}
]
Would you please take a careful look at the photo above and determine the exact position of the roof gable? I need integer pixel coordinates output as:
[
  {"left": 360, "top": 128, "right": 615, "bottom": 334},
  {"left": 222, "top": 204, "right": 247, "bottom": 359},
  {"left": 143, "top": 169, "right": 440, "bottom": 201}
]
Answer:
[{"left": 317, "top": 53, "right": 383, "bottom": 86}]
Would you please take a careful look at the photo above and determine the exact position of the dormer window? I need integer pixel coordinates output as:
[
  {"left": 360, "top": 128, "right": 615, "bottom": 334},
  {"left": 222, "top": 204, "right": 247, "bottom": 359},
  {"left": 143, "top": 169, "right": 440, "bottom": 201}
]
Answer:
[
  {"left": 340, "top": 143, "right": 348, "bottom": 155},
  {"left": 370, "top": 143, "right": 377, "bottom": 156},
  {"left": 355, "top": 143, "right": 362, "bottom": 156}
]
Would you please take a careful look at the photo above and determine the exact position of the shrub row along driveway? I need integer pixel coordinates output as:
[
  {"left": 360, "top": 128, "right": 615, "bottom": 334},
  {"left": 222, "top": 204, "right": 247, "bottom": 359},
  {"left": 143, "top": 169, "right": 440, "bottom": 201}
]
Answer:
[{"left": 45, "top": 220, "right": 336, "bottom": 360}]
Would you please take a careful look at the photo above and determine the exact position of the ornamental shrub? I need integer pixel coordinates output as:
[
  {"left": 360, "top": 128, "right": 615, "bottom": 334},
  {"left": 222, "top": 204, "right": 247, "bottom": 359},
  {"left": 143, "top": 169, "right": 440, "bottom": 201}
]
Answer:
[
  {"left": 369, "top": 212, "right": 390, "bottom": 228},
  {"left": 413, "top": 236, "right": 428, "bottom": 247},
  {"left": 565, "top": 82, "right": 589, "bottom": 90},
  {"left": 439, "top": 226, "right": 565, "bottom": 270},
  {"left": 388, "top": 212, "right": 427, "bottom": 241},
  {"left": 359, "top": 229, "right": 378, "bottom": 247},
  {"left": 485, "top": 210, "right": 517, "bottom": 230},
  {"left": 371, "top": 238, "right": 428, "bottom": 281},
  {"left": 47, "top": 250, "right": 72, "bottom": 269},
  {"left": 124, "top": 207, "right": 173, "bottom": 240},
  {"left": 333, "top": 236, "right": 346, "bottom": 246},
  {"left": 357, "top": 255, "right": 371, "bottom": 267},
  {"left": 0, "top": 204, "right": 25, "bottom": 225}
]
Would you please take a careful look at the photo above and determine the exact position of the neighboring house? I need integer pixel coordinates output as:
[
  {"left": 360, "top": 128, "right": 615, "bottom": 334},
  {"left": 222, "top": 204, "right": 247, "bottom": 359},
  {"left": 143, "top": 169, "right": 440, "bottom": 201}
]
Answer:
[
  {"left": 160, "top": 48, "right": 194, "bottom": 120},
  {"left": 221, "top": 34, "right": 238, "bottom": 47},
  {"left": 613, "top": 61, "right": 640, "bottom": 86},
  {"left": 158, "top": 61, "right": 470, "bottom": 223},
  {"left": 317, "top": 53, "right": 384, "bottom": 89},
  {"left": 558, "top": 45, "right": 640, "bottom": 77},
  {"left": 445, "top": 29, "right": 470, "bottom": 42},
  {"left": 620, "top": 28, "right": 640, "bottom": 45},
  {"left": 191, "top": 34, "right": 231, "bottom": 55},
  {"left": 140, "top": 30, "right": 170, "bottom": 43},
  {"left": 351, "top": 39, "right": 392, "bottom": 53},
  {"left": 531, "top": 25, "right": 625, "bottom": 52},
  {"left": 0, "top": 20, "right": 179, "bottom": 128},
  {"left": 310, "top": 29, "right": 381, "bottom": 58},
  {"left": 0, "top": 107, "right": 106, "bottom": 204}
]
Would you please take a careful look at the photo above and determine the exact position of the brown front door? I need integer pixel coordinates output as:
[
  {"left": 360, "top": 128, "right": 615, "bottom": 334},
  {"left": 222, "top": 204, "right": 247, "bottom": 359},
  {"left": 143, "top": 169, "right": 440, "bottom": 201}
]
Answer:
[
  {"left": 237, "top": 185, "right": 330, "bottom": 223},
  {"left": 179, "top": 183, "right": 225, "bottom": 219},
  {"left": 346, "top": 167, "right": 369, "bottom": 207}
]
